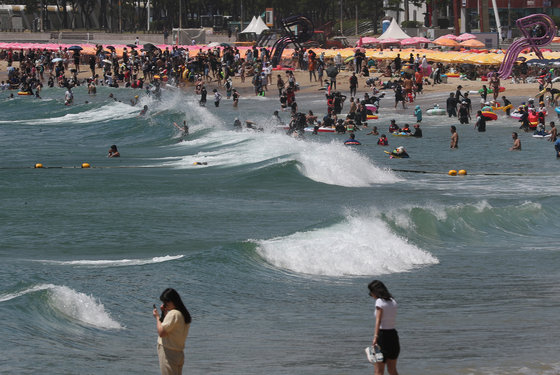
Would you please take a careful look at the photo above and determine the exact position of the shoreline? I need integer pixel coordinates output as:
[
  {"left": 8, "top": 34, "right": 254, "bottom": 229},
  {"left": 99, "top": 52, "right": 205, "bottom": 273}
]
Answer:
[{"left": 1, "top": 59, "right": 543, "bottom": 105}]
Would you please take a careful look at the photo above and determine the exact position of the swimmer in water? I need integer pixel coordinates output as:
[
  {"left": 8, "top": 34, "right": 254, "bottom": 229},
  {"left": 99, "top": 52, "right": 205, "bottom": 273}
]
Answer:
[
  {"left": 64, "top": 87, "right": 73, "bottom": 105},
  {"left": 108, "top": 145, "right": 120, "bottom": 157},
  {"left": 344, "top": 133, "right": 361, "bottom": 145},
  {"left": 139, "top": 105, "right": 148, "bottom": 116},
  {"left": 173, "top": 121, "right": 189, "bottom": 140},
  {"left": 510, "top": 132, "right": 521, "bottom": 151},
  {"left": 390, "top": 146, "right": 409, "bottom": 158}
]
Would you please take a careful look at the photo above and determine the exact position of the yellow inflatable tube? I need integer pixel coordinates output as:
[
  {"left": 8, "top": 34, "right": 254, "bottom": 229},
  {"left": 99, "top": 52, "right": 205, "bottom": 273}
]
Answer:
[{"left": 491, "top": 104, "right": 513, "bottom": 112}]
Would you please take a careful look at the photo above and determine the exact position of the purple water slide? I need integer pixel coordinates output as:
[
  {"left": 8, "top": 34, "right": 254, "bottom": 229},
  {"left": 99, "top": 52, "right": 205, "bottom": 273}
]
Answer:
[{"left": 497, "top": 14, "right": 557, "bottom": 79}]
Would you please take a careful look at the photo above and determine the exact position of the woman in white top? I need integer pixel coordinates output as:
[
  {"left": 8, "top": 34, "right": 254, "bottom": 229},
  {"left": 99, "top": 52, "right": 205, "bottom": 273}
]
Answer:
[
  {"left": 368, "top": 280, "right": 400, "bottom": 375},
  {"left": 153, "top": 288, "right": 192, "bottom": 375}
]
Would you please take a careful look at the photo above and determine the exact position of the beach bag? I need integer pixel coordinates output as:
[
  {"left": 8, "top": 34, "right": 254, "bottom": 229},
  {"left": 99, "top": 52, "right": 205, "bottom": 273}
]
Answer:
[{"left": 364, "top": 345, "right": 383, "bottom": 364}]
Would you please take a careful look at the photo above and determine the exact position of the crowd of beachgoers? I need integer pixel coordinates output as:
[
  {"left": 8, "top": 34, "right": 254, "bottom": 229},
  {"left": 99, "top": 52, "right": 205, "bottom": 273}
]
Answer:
[{"left": 1, "top": 42, "right": 554, "bottom": 96}]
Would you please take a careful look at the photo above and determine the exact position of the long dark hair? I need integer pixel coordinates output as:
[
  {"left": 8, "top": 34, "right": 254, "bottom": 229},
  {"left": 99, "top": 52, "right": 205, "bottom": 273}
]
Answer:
[
  {"left": 368, "top": 280, "right": 393, "bottom": 301},
  {"left": 160, "top": 288, "right": 192, "bottom": 324}
]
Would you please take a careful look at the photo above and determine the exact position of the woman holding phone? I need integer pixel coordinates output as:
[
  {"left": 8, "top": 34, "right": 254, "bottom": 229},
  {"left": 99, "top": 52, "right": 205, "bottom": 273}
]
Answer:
[{"left": 153, "top": 288, "right": 192, "bottom": 375}]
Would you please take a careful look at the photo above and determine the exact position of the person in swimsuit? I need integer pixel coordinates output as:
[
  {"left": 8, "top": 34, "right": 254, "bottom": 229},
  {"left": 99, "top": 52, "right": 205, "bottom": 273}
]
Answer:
[{"left": 108, "top": 145, "right": 120, "bottom": 157}]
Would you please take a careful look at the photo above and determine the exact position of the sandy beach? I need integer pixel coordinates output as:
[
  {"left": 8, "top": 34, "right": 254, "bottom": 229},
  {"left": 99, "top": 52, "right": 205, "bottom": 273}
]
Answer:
[{"left": 0, "top": 58, "right": 542, "bottom": 104}]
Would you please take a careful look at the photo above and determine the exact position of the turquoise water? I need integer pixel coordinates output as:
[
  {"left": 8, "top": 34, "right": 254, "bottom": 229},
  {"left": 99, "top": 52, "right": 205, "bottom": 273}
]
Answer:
[{"left": 1, "top": 86, "right": 559, "bottom": 374}]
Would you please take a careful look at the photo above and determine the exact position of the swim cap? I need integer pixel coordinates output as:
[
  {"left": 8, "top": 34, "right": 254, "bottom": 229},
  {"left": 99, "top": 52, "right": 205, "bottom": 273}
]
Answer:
[{"left": 397, "top": 146, "right": 404, "bottom": 152}]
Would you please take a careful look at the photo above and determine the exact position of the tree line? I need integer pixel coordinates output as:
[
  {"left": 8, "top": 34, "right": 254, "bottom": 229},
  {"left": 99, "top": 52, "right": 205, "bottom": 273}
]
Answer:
[{"left": 17, "top": 0, "right": 436, "bottom": 33}]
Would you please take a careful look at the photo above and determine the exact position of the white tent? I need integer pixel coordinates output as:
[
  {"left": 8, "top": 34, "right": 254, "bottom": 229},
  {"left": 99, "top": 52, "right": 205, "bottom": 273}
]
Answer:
[
  {"left": 241, "top": 17, "right": 258, "bottom": 34},
  {"left": 252, "top": 16, "right": 269, "bottom": 34},
  {"left": 377, "top": 18, "right": 411, "bottom": 40},
  {"left": 241, "top": 16, "right": 270, "bottom": 35}
]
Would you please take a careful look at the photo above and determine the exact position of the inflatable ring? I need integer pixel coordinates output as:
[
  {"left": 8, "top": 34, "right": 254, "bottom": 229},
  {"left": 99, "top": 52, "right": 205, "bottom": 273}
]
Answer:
[
  {"left": 366, "top": 115, "right": 379, "bottom": 120},
  {"left": 478, "top": 87, "right": 506, "bottom": 94},
  {"left": 492, "top": 104, "right": 513, "bottom": 111},
  {"left": 17, "top": 91, "right": 32, "bottom": 95},
  {"left": 482, "top": 111, "right": 498, "bottom": 120},
  {"left": 427, "top": 108, "right": 446, "bottom": 115},
  {"left": 446, "top": 73, "right": 460, "bottom": 77},
  {"left": 365, "top": 104, "right": 377, "bottom": 112}
]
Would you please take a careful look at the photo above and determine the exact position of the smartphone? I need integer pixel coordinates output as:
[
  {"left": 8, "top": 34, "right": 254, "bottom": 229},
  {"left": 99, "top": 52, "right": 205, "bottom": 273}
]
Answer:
[{"left": 153, "top": 304, "right": 156, "bottom": 309}]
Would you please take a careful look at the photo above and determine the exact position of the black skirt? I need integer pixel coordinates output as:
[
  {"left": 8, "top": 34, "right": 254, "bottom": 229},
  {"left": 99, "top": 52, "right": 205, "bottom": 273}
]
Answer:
[{"left": 378, "top": 329, "right": 400, "bottom": 361}]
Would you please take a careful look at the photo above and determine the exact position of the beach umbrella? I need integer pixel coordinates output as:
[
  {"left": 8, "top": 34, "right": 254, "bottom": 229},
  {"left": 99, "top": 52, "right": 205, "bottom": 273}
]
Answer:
[
  {"left": 434, "top": 38, "right": 460, "bottom": 47},
  {"left": 526, "top": 58, "right": 551, "bottom": 66},
  {"left": 435, "top": 34, "right": 458, "bottom": 41},
  {"left": 127, "top": 44, "right": 137, "bottom": 48},
  {"left": 68, "top": 45, "right": 83, "bottom": 51},
  {"left": 471, "top": 54, "right": 503, "bottom": 65},
  {"left": 143, "top": 43, "right": 160, "bottom": 51},
  {"left": 106, "top": 45, "right": 115, "bottom": 50},
  {"left": 456, "top": 33, "right": 477, "bottom": 42},
  {"left": 358, "top": 37, "right": 379, "bottom": 47},
  {"left": 379, "top": 38, "right": 401, "bottom": 45},
  {"left": 460, "top": 39, "right": 485, "bottom": 48},
  {"left": 102, "top": 59, "right": 113, "bottom": 64},
  {"left": 51, "top": 57, "right": 63, "bottom": 63},
  {"left": 400, "top": 36, "right": 431, "bottom": 46},
  {"left": 326, "top": 66, "right": 339, "bottom": 78}
]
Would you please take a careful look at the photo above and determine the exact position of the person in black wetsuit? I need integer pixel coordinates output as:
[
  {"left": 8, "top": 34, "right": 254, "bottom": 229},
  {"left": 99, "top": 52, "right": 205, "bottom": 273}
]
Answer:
[
  {"left": 412, "top": 124, "right": 422, "bottom": 137},
  {"left": 475, "top": 110, "right": 487, "bottom": 132},
  {"left": 458, "top": 102, "right": 469, "bottom": 124},
  {"left": 199, "top": 86, "right": 207, "bottom": 106}
]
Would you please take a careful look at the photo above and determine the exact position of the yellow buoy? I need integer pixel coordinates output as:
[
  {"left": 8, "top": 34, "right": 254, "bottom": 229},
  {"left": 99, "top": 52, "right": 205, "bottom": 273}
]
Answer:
[
  {"left": 82, "top": 163, "right": 91, "bottom": 168},
  {"left": 34, "top": 163, "right": 43, "bottom": 168},
  {"left": 458, "top": 169, "right": 467, "bottom": 175},
  {"left": 448, "top": 170, "right": 457, "bottom": 176}
]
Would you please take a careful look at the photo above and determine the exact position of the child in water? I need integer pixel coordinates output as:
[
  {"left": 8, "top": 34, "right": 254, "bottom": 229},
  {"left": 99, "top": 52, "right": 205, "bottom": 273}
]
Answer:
[{"left": 414, "top": 105, "right": 422, "bottom": 122}]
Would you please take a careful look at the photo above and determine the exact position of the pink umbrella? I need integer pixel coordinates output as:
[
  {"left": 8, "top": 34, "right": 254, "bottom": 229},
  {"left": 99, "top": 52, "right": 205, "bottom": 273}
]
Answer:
[
  {"left": 379, "top": 38, "right": 401, "bottom": 45},
  {"left": 357, "top": 37, "right": 380, "bottom": 47},
  {"left": 456, "top": 33, "right": 477, "bottom": 41},
  {"left": 400, "top": 37, "right": 431, "bottom": 46},
  {"left": 434, "top": 34, "right": 458, "bottom": 42}
]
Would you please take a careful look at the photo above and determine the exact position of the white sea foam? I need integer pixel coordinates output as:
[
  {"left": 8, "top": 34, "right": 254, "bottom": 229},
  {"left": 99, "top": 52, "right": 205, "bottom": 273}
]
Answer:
[
  {"left": 168, "top": 130, "right": 401, "bottom": 187},
  {"left": 0, "top": 101, "right": 139, "bottom": 125},
  {"left": 35, "top": 254, "right": 183, "bottom": 267},
  {"left": 0, "top": 283, "right": 53, "bottom": 302},
  {"left": 253, "top": 213, "right": 438, "bottom": 276},
  {"left": 0, "top": 284, "right": 122, "bottom": 329}
]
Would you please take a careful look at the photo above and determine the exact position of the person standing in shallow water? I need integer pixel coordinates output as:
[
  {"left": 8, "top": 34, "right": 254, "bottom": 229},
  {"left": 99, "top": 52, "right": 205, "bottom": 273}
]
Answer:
[
  {"left": 369, "top": 280, "right": 400, "bottom": 375},
  {"left": 450, "top": 125, "right": 459, "bottom": 149},
  {"left": 153, "top": 288, "right": 192, "bottom": 375}
]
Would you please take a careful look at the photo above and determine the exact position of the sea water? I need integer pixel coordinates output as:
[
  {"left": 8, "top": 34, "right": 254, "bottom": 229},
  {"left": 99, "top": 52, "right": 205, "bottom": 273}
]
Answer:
[{"left": 1, "top": 86, "right": 559, "bottom": 375}]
